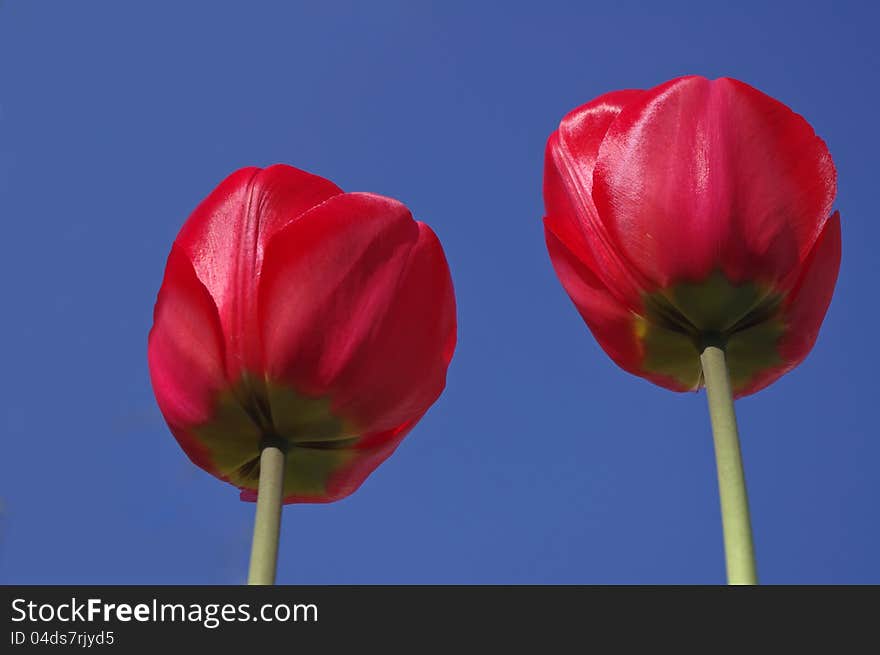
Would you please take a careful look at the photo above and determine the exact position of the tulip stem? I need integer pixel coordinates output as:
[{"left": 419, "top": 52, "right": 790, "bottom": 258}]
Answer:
[
  {"left": 247, "top": 443, "right": 286, "bottom": 585},
  {"left": 700, "top": 342, "right": 758, "bottom": 585}
]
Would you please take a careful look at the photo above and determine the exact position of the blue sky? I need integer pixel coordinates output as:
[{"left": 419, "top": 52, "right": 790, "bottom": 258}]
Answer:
[{"left": 1, "top": 1, "right": 877, "bottom": 584}]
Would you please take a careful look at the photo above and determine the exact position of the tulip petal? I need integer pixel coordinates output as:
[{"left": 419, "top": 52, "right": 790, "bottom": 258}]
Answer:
[
  {"left": 545, "top": 215, "right": 695, "bottom": 392},
  {"left": 259, "top": 191, "right": 419, "bottom": 398},
  {"left": 147, "top": 245, "right": 228, "bottom": 471},
  {"left": 259, "top": 192, "right": 455, "bottom": 435},
  {"left": 175, "top": 165, "right": 343, "bottom": 377},
  {"left": 329, "top": 223, "right": 456, "bottom": 434},
  {"left": 550, "top": 89, "right": 645, "bottom": 198},
  {"left": 545, "top": 89, "right": 646, "bottom": 307},
  {"left": 732, "top": 211, "right": 841, "bottom": 396},
  {"left": 592, "top": 76, "right": 836, "bottom": 290},
  {"left": 544, "top": 215, "right": 638, "bottom": 370}
]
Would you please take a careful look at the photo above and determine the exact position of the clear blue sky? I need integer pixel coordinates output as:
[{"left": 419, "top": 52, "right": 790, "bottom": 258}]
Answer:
[{"left": 1, "top": 1, "right": 877, "bottom": 584}]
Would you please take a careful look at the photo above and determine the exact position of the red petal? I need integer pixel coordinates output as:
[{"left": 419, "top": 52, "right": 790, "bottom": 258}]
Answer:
[
  {"left": 549, "top": 89, "right": 645, "bottom": 198},
  {"left": 329, "top": 223, "right": 456, "bottom": 433},
  {"left": 175, "top": 165, "right": 343, "bottom": 377},
  {"left": 546, "top": 215, "right": 698, "bottom": 392},
  {"left": 734, "top": 212, "right": 841, "bottom": 397},
  {"left": 592, "top": 76, "right": 836, "bottom": 290},
  {"left": 259, "top": 193, "right": 456, "bottom": 434},
  {"left": 544, "top": 215, "right": 642, "bottom": 379},
  {"left": 544, "top": 89, "right": 646, "bottom": 308},
  {"left": 147, "top": 245, "right": 227, "bottom": 470}
]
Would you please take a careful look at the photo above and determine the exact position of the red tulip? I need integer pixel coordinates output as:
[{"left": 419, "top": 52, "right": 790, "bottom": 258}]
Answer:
[
  {"left": 543, "top": 76, "right": 840, "bottom": 397},
  {"left": 148, "top": 165, "right": 456, "bottom": 503}
]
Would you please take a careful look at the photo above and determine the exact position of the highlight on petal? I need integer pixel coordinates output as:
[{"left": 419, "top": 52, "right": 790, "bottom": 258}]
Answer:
[
  {"left": 549, "top": 89, "right": 645, "bottom": 199},
  {"left": 174, "top": 165, "right": 344, "bottom": 377},
  {"left": 592, "top": 76, "right": 836, "bottom": 290},
  {"left": 544, "top": 89, "right": 646, "bottom": 308},
  {"left": 175, "top": 165, "right": 343, "bottom": 301}
]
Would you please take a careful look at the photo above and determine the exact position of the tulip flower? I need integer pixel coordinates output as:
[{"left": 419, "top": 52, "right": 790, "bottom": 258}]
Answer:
[
  {"left": 148, "top": 164, "right": 456, "bottom": 583},
  {"left": 543, "top": 76, "right": 840, "bottom": 584}
]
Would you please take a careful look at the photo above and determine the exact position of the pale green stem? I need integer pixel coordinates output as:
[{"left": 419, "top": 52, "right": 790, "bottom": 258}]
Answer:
[
  {"left": 247, "top": 444, "right": 286, "bottom": 585},
  {"left": 700, "top": 343, "right": 758, "bottom": 585}
]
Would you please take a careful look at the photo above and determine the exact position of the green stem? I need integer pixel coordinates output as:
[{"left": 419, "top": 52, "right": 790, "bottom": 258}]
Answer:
[
  {"left": 700, "top": 343, "right": 758, "bottom": 585},
  {"left": 247, "top": 444, "right": 286, "bottom": 585}
]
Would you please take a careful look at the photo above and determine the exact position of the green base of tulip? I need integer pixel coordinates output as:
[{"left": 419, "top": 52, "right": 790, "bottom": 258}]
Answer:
[
  {"left": 247, "top": 442, "right": 287, "bottom": 585},
  {"left": 700, "top": 340, "right": 758, "bottom": 585},
  {"left": 637, "top": 271, "right": 784, "bottom": 393},
  {"left": 195, "top": 377, "right": 357, "bottom": 500}
]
